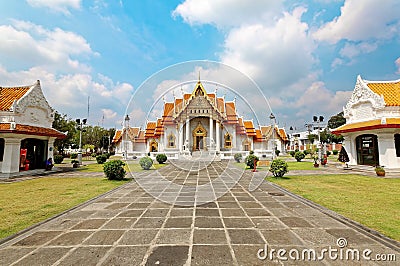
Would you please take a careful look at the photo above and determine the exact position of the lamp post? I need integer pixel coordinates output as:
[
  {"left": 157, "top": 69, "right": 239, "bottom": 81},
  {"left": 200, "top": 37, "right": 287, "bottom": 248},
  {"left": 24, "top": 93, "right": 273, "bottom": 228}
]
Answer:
[
  {"left": 313, "top": 115, "right": 324, "bottom": 163},
  {"left": 124, "top": 114, "right": 130, "bottom": 160},
  {"left": 269, "top": 113, "right": 276, "bottom": 160},
  {"left": 76, "top": 118, "right": 87, "bottom": 165}
]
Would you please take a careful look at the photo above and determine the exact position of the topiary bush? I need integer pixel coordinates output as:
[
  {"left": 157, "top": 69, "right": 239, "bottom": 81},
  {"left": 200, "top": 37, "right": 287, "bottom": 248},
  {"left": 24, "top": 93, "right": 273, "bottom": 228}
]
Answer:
[
  {"left": 70, "top": 153, "right": 78, "bottom": 159},
  {"left": 326, "top": 150, "right": 331, "bottom": 156},
  {"left": 245, "top": 154, "right": 259, "bottom": 169},
  {"left": 275, "top": 149, "right": 280, "bottom": 157},
  {"left": 103, "top": 160, "right": 126, "bottom": 180},
  {"left": 294, "top": 151, "right": 305, "bottom": 162},
  {"left": 139, "top": 156, "right": 153, "bottom": 170},
  {"left": 156, "top": 154, "right": 167, "bottom": 164},
  {"left": 96, "top": 154, "right": 107, "bottom": 164},
  {"left": 269, "top": 159, "right": 289, "bottom": 177},
  {"left": 332, "top": 149, "right": 339, "bottom": 155},
  {"left": 303, "top": 149, "right": 310, "bottom": 156},
  {"left": 234, "top": 153, "right": 242, "bottom": 163},
  {"left": 289, "top": 151, "right": 295, "bottom": 157},
  {"left": 54, "top": 154, "right": 64, "bottom": 164}
]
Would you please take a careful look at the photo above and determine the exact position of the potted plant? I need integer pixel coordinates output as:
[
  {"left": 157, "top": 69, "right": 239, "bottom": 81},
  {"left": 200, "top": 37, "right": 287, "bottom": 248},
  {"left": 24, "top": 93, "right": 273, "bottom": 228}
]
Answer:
[
  {"left": 375, "top": 166, "right": 385, "bottom": 177},
  {"left": 312, "top": 155, "right": 319, "bottom": 168},
  {"left": 71, "top": 160, "right": 79, "bottom": 168}
]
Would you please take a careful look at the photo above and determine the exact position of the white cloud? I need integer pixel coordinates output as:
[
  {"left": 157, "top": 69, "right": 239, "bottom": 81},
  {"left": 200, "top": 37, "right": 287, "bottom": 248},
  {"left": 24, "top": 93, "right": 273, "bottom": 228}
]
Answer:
[
  {"left": 173, "top": 0, "right": 283, "bottom": 27},
  {"left": 0, "top": 65, "right": 133, "bottom": 128},
  {"left": 0, "top": 20, "right": 96, "bottom": 73},
  {"left": 293, "top": 81, "right": 352, "bottom": 116},
  {"left": 395, "top": 58, "right": 400, "bottom": 74},
  {"left": 221, "top": 7, "right": 315, "bottom": 90},
  {"left": 27, "top": 0, "right": 81, "bottom": 15},
  {"left": 314, "top": 0, "right": 400, "bottom": 43},
  {"left": 339, "top": 42, "right": 378, "bottom": 59}
]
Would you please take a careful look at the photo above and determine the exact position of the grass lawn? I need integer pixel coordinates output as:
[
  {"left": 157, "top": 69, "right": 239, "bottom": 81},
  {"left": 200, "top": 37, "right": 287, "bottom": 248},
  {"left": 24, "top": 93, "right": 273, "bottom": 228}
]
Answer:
[
  {"left": 57, "top": 160, "right": 167, "bottom": 173},
  {"left": 269, "top": 174, "right": 400, "bottom": 241},
  {"left": 286, "top": 161, "right": 321, "bottom": 171},
  {"left": 0, "top": 177, "right": 128, "bottom": 240}
]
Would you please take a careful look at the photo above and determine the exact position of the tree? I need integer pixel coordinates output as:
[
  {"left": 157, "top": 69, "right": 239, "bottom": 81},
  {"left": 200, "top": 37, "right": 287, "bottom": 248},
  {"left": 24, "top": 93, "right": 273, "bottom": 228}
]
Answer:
[
  {"left": 52, "top": 112, "right": 78, "bottom": 155},
  {"left": 307, "top": 134, "right": 318, "bottom": 144},
  {"left": 328, "top": 112, "right": 346, "bottom": 129}
]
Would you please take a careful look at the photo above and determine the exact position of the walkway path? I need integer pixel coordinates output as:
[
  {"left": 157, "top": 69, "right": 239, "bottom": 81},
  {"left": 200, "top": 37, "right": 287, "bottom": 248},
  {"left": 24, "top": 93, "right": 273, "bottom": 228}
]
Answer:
[{"left": 0, "top": 161, "right": 398, "bottom": 265}]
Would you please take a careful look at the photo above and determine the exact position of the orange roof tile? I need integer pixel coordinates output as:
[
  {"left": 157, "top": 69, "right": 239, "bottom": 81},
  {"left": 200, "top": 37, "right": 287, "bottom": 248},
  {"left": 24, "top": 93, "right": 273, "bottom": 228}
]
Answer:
[
  {"left": 254, "top": 129, "right": 263, "bottom": 142},
  {"left": 244, "top": 120, "right": 256, "bottom": 136},
  {"left": 0, "top": 86, "right": 30, "bottom": 111},
  {"left": 163, "top": 102, "right": 174, "bottom": 117},
  {"left": 367, "top": 82, "right": 400, "bottom": 106},
  {"left": 136, "top": 130, "right": 146, "bottom": 143},
  {"left": 184, "top": 94, "right": 191, "bottom": 100},
  {"left": 0, "top": 123, "right": 66, "bottom": 138},
  {"left": 217, "top": 98, "right": 225, "bottom": 113},
  {"left": 112, "top": 130, "right": 122, "bottom": 143},
  {"left": 145, "top": 121, "right": 156, "bottom": 138},
  {"left": 225, "top": 102, "right": 236, "bottom": 116},
  {"left": 278, "top": 128, "right": 288, "bottom": 141},
  {"left": 236, "top": 117, "right": 246, "bottom": 134},
  {"left": 332, "top": 118, "right": 400, "bottom": 134},
  {"left": 207, "top": 93, "right": 215, "bottom": 99}
]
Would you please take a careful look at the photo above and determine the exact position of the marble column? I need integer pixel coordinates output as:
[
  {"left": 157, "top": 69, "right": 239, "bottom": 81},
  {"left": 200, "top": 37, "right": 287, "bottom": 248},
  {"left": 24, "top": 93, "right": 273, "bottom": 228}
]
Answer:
[
  {"left": 216, "top": 121, "right": 220, "bottom": 152},
  {"left": 185, "top": 118, "right": 190, "bottom": 150},
  {"left": 1, "top": 138, "right": 21, "bottom": 174},
  {"left": 179, "top": 123, "right": 183, "bottom": 152},
  {"left": 209, "top": 116, "right": 214, "bottom": 146}
]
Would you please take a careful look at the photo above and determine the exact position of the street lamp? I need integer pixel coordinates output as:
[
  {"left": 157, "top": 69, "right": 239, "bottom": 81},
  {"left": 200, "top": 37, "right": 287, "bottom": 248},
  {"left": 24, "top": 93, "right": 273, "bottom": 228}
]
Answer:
[
  {"left": 76, "top": 118, "right": 87, "bottom": 165},
  {"left": 269, "top": 113, "right": 276, "bottom": 160},
  {"left": 312, "top": 115, "right": 324, "bottom": 163},
  {"left": 124, "top": 114, "right": 130, "bottom": 160}
]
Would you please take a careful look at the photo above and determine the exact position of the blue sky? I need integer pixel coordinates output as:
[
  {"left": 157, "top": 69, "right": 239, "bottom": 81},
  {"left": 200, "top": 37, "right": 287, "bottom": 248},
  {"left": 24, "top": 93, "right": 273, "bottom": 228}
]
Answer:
[{"left": 0, "top": 0, "right": 399, "bottom": 130}]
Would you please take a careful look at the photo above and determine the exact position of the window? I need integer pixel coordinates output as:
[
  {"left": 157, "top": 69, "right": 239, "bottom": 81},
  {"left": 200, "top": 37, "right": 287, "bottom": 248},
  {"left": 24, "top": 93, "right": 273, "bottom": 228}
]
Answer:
[
  {"left": 224, "top": 133, "right": 232, "bottom": 148},
  {"left": 395, "top": 134, "right": 400, "bottom": 157},
  {"left": 168, "top": 133, "right": 176, "bottom": 148},
  {"left": 0, "top": 138, "right": 4, "bottom": 161}
]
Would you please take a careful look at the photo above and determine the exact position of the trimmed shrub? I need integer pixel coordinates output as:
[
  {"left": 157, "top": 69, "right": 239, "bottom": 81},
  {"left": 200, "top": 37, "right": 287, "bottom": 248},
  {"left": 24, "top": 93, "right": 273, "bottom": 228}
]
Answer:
[
  {"left": 70, "top": 153, "right": 78, "bottom": 159},
  {"left": 249, "top": 150, "right": 254, "bottom": 155},
  {"left": 234, "top": 153, "right": 242, "bottom": 163},
  {"left": 326, "top": 150, "right": 331, "bottom": 156},
  {"left": 275, "top": 149, "right": 280, "bottom": 157},
  {"left": 103, "top": 160, "right": 126, "bottom": 180},
  {"left": 294, "top": 151, "right": 305, "bottom": 162},
  {"left": 245, "top": 154, "right": 259, "bottom": 169},
  {"left": 332, "top": 149, "right": 339, "bottom": 155},
  {"left": 156, "top": 154, "right": 167, "bottom": 164},
  {"left": 139, "top": 156, "right": 153, "bottom": 170},
  {"left": 303, "top": 149, "right": 311, "bottom": 156},
  {"left": 53, "top": 154, "right": 64, "bottom": 164},
  {"left": 269, "top": 159, "right": 289, "bottom": 177},
  {"left": 96, "top": 154, "right": 107, "bottom": 164},
  {"left": 91, "top": 153, "right": 97, "bottom": 158},
  {"left": 105, "top": 153, "right": 111, "bottom": 159},
  {"left": 289, "top": 151, "right": 295, "bottom": 157}
]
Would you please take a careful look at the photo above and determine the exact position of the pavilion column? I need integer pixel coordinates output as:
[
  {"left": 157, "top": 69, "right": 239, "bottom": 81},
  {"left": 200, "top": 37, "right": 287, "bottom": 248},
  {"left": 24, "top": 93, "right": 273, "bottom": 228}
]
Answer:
[
  {"left": 209, "top": 116, "right": 214, "bottom": 146},
  {"left": 216, "top": 121, "right": 220, "bottom": 152},
  {"left": 1, "top": 138, "right": 21, "bottom": 174},
  {"left": 48, "top": 137, "right": 56, "bottom": 160},
  {"left": 179, "top": 123, "right": 183, "bottom": 152},
  {"left": 185, "top": 118, "right": 190, "bottom": 150}
]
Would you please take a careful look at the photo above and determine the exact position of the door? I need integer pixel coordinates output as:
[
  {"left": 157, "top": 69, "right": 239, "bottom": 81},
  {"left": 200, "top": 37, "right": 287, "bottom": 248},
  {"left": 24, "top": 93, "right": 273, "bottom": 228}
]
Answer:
[{"left": 356, "top": 134, "right": 379, "bottom": 166}]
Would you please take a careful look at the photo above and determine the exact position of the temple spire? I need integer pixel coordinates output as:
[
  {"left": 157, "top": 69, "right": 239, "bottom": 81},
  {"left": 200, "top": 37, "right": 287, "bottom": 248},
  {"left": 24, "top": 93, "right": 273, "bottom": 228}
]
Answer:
[{"left": 198, "top": 71, "right": 200, "bottom": 82}]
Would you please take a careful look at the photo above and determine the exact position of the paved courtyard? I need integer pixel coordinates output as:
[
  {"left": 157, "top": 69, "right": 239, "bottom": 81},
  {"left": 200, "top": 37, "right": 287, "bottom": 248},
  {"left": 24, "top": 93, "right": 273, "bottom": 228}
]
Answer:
[{"left": 0, "top": 161, "right": 398, "bottom": 265}]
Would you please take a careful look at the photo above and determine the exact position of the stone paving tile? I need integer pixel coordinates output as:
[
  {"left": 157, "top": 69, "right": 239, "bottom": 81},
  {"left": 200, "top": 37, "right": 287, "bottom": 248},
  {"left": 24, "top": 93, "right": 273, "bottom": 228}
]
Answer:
[
  {"left": 13, "top": 247, "right": 71, "bottom": 266},
  {"left": 13, "top": 231, "right": 62, "bottom": 246},
  {"left": 191, "top": 245, "right": 234, "bottom": 265},
  {"left": 119, "top": 229, "right": 158, "bottom": 245},
  {"left": 100, "top": 246, "right": 148, "bottom": 265},
  {"left": 0, "top": 247, "right": 35, "bottom": 265},
  {"left": 156, "top": 229, "right": 191, "bottom": 245},
  {"left": 57, "top": 246, "right": 110, "bottom": 266},
  {"left": 146, "top": 245, "right": 189, "bottom": 265},
  {"left": 193, "top": 229, "right": 227, "bottom": 244},
  {"left": 0, "top": 161, "right": 398, "bottom": 266},
  {"left": 83, "top": 230, "right": 124, "bottom": 245},
  {"left": 48, "top": 231, "right": 94, "bottom": 246}
]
